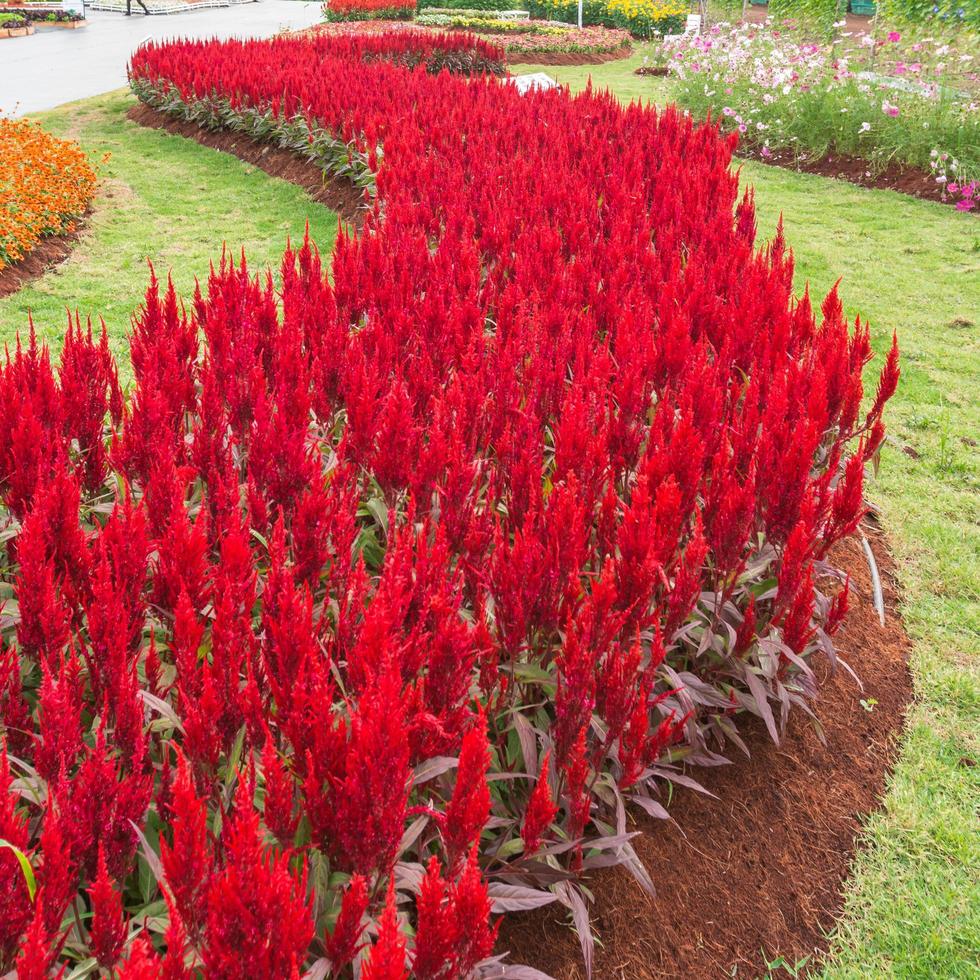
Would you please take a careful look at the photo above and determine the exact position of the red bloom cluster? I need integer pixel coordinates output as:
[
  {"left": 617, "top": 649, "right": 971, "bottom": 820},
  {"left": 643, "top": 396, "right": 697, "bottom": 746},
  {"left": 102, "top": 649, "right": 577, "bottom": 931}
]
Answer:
[
  {"left": 0, "top": 32, "right": 898, "bottom": 976},
  {"left": 324, "top": 0, "right": 418, "bottom": 21}
]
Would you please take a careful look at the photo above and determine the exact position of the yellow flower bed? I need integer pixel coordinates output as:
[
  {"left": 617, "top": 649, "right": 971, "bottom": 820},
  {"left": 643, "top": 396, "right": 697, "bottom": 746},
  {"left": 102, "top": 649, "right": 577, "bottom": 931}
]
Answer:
[{"left": 605, "top": 0, "right": 686, "bottom": 21}]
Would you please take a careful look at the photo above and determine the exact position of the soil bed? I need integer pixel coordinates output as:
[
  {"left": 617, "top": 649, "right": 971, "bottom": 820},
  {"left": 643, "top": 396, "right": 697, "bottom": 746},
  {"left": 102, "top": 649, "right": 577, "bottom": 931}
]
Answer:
[
  {"left": 508, "top": 46, "right": 632, "bottom": 67},
  {"left": 500, "top": 527, "right": 912, "bottom": 978},
  {"left": 737, "top": 144, "right": 957, "bottom": 207},
  {"left": 0, "top": 218, "right": 88, "bottom": 299},
  {"left": 127, "top": 104, "right": 367, "bottom": 228}
]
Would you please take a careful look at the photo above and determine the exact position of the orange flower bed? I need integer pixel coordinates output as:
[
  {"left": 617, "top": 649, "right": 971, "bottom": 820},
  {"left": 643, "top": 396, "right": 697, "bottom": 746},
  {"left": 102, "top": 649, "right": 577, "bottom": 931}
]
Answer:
[{"left": 0, "top": 117, "right": 97, "bottom": 272}]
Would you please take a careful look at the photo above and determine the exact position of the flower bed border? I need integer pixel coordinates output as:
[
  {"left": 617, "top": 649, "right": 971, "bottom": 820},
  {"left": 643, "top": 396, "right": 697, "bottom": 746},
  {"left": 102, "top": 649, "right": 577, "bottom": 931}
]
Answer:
[
  {"left": 507, "top": 42, "right": 631, "bottom": 64},
  {"left": 0, "top": 213, "right": 87, "bottom": 298},
  {"left": 739, "top": 143, "right": 962, "bottom": 208}
]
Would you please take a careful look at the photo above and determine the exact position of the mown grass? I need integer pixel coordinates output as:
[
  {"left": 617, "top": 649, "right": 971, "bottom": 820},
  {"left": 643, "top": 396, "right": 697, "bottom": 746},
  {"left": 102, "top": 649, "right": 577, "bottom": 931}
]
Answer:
[
  {"left": 514, "top": 45, "right": 980, "bottom": 980},
  {"left": 4, "top": 69, "right": 978, "bottom": 978},
  {"left": 0, "top": 90, "right": 340, "bottom": 376}
]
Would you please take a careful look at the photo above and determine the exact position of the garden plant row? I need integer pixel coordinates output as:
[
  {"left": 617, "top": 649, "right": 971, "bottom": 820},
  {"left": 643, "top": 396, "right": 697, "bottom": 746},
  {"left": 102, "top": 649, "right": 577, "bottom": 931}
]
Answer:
[
  {"left": 326, "top": 0, "right": 685, "bottom": 39},
  {"left": 0, "top": 30, "right": 898, "bottom": 978}
]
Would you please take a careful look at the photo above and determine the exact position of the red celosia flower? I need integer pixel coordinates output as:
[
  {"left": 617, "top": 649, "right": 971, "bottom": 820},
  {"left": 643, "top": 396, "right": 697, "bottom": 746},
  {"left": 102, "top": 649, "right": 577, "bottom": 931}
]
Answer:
[
  {"left": 201, "top": 783, "right": 313, "bottom": 979},
  {"left": 361, "top": 885, "right": 408, "bottom": 980},
  {"left": 325, "top": 669, "right": 411, "bottom": 876},
  {"left": 521, "top": 751, "right": 558, "bottom": 855},
  {"left": 89, "top": 843, "right": 127, "bottom": 968},
  {"left": 412, "top": 857, "right": 458, "bottom": 980},
  {"left": 325, "top": 874, "right": 369, "bottom": 971},
  {"left": 159, "top": 757, "right": 212, "bottom": 942},
  {"left": 449, "top": 847, "right": 497, "bottom": 973},
  {"left": 443, "top": 713, "right": 491, "bottom": 867},
  {"left": 0, "top": 751, "right": 32, "bottom": 970}
]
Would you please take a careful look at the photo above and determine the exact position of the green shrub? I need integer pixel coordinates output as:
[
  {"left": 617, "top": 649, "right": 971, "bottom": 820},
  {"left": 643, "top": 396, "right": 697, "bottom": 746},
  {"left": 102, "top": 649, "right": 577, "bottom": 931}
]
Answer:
[
  {"left": 422, "top": 6, "right": 528, "bottom": 15},
  {"left": 877, "top": 0, "right": 979, "bottom": 29}
]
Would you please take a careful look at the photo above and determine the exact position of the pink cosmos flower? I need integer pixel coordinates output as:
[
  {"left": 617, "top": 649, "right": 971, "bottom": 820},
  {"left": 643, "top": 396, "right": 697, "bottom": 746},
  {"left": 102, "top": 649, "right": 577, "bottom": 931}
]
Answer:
[{"left": 887, "top": 31, "right": 901, "bottom": 43}]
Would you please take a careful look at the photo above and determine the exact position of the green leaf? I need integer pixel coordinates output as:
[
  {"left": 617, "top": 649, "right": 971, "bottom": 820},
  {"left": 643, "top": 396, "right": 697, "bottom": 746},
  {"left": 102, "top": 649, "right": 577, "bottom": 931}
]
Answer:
[{"left": 0, "top": 838, "right": 36, "bottom": 901}]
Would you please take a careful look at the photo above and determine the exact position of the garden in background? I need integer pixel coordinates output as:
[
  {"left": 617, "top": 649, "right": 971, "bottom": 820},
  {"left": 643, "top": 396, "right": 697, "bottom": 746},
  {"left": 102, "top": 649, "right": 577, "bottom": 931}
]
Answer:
[{"left": 0, "top": 1, "right": 976, "bottom": 978}]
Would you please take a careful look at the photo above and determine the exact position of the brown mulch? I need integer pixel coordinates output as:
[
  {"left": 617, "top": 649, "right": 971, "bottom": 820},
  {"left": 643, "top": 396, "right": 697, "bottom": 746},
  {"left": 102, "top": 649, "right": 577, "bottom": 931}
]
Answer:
[
  {"left": 743, "top": 7, "right": 874, "bottom": 35},
  {"left": 509, "top": 46, "right": 632, "bottom": 67},
  {"left": 0, "top": 218, "right": 88, "bottom": 299},
  {"left": 737, "top": 145, "right": 954, "bottom": 207},
  {"left": 500, "top": 526, "right": 913, "bottom": 978},
  {"left": 126, "top": 103, "right": 367, "bottom": 228}
]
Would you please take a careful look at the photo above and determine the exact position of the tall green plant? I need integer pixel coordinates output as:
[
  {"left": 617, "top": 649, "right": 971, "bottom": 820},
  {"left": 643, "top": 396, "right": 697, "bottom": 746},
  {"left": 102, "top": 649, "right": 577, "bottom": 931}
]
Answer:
[
  {"left": 876, "top": 0, "right": 979, "bottom": 30},
  {"left": 767, "top": 0, "right": 845, "bottom": 37}
]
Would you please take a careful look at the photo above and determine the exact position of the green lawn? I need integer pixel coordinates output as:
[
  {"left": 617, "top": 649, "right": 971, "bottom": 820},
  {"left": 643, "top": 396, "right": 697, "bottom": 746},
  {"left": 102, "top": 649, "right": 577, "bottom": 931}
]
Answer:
[
  {"left": 515, "top": 46, "right": 980, "bottom": 980},
  {"left": 0, "top": 90, "right": 339, "bottom": 376},
  {"left": 6, "top": 71, "right": 979, "bottom": 978}
]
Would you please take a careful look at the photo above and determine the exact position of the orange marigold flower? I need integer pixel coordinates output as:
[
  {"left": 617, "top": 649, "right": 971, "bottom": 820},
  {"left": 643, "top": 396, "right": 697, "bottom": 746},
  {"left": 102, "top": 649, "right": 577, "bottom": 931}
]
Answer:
[{"left": 0, "top": 117, "right": 97, "bottom": 273}]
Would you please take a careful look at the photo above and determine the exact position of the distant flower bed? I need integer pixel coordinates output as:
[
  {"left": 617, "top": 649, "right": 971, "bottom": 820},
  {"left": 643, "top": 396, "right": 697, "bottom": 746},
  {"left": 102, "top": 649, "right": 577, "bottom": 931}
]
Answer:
[
  {"left": 667, "top": 22, "right": 979, "bottom": 211},
  {"left": 0, "top": 117, "right": 97, "bottom": 272},
  {"left": 315, "top": 13, "right": 630, "bottom": 57},
  {"left": 417, "top": 12, "right": 545, "bottom": 32},
  {"left": 504, "top": 23, "right": 632, "bottom": 54},
  {"left": 529, "top": 0, "right": 685, "bottom": 39},
  {"left": 323, "top": 0, "right": 417, "bottom": 21},
  {"left": 20, "top": 8, "right": 86, "bottom": 20}
]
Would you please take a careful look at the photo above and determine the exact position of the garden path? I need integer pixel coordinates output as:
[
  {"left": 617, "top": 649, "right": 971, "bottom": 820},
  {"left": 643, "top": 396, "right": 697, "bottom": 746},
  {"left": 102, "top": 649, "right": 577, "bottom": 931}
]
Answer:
[{"left": 0, "top": 1, "right": 323, "bottom": 116}]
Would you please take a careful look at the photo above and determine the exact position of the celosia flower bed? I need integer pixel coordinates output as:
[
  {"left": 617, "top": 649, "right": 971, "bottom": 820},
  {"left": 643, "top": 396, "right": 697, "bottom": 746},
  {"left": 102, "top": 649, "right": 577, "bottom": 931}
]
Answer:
[
  {"left": 323, "top": 0, "right": 417, "bottom": 22},
  {"left": 0, "top": 117, "right": 97, "bottom": 272},
  {"left": 0, "top": 30, "right": 899, "bottom": 977}
]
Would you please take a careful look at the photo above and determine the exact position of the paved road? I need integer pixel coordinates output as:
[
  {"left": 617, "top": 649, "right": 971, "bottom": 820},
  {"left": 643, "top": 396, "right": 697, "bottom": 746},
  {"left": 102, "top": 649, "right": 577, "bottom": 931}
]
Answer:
[{"left": 0, "top": 1, "right": 324, "bottom": 116}]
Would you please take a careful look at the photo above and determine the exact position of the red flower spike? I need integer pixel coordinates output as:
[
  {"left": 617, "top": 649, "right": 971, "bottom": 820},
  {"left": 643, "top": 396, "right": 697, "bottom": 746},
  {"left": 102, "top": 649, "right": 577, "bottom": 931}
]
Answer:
[
  {"left": 450, "top": 847, "right": 497, "bottom": 974},
  {"left": 89, "top": 843, "right": 127, "bottom": 969},
  {"left": 361, "top": 885, "right": 408, "bottom": 980},
  {"left": 412, "top": 857, "right": 458, "bottom": 980},
  {"left": 522, "top": 750, "right": 558, "bottom": 855},
  {"left": 443, "top": 712, "right": 491, "bottom": 868},
  {"left": 0, "top": 750, "right": 32, "bottom": 970},
  {"left": 325, "top": 874, "right": 369, "bottom": 971}
]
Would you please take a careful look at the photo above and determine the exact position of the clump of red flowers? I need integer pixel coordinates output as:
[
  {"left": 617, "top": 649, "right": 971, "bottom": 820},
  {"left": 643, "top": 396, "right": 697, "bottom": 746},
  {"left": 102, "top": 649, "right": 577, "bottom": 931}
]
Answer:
[{"left": 0, "top": 32, "right": 899, "bottom": 977}]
